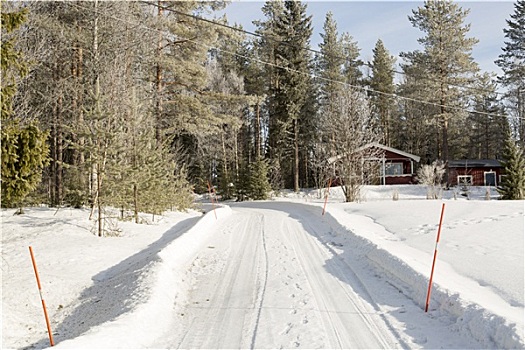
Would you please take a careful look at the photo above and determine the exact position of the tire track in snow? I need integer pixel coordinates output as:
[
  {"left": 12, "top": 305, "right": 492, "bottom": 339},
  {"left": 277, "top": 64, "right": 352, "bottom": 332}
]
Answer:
[
  {"left": 283, "top": 214, "right": 398, "bottom": 349},
  {"left": 176, "top": 212, "right": 261, "bottom": 348},
  {"left": 168, "top": 205, "right": 399, "bottom": 349},
  {"left": 249, "top": 213, "right": 269, "bottom": 348},
  {"left": 283, "top": 219, "right": 344, "bottom": 349},
  {"left": 299, "top": 213, "right": 411, "bottom": 349}
]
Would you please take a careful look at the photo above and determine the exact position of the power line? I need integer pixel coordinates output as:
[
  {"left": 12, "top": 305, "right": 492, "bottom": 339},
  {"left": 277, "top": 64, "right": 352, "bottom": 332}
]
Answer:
[
  {"left": 145, "top": 1, "right": 507, "bottom": 97},
  {"left": 67, "top": 1, "right": 520, "bottom": 122}
]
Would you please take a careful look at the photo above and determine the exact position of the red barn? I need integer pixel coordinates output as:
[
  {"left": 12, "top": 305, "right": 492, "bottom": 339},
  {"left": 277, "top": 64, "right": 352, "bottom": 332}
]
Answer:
[{"left": 447, "top": 159, "right": 504, "bottom": 187}]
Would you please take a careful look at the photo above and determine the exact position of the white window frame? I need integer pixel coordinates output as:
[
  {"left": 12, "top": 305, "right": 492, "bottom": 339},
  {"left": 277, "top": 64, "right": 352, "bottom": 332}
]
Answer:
[
  {"left": 384, "top": 162, "right": 404, "bottom": 176},
  {"left": 458, "top": 175, "right": 473, "bottom": 186}
]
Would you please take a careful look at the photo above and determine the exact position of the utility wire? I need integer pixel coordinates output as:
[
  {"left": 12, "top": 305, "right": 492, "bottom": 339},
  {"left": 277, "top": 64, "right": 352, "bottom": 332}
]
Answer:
[
  {"left": 68, "top": 1, "right": 520, "bottom": 121},
  {"left": 144, "top": 0, "right": 508, "bottom": 97}
]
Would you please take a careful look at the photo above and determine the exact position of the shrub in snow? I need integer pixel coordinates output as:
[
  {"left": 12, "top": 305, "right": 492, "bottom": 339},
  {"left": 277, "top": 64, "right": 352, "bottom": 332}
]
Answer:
[
  {"left": 392, "top": 189, "right": 399, "bottom": 201},
  {"left": 417, "top": 160, "right": 445, "bottom": 199}
]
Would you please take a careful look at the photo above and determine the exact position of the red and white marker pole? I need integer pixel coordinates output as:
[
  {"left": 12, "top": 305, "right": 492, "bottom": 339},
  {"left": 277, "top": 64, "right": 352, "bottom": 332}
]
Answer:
[
  {"left": 29, "top": 246, "right": 54, "bottom": 346},
  {"left": 425, "top": 203, "right": 446, "bottom": 312},
  {"left": 322, "top": 178, "right": 332, "bottom": 216},
  {"left": 207, "top": 180, "right": 217, "bottom": 220}
]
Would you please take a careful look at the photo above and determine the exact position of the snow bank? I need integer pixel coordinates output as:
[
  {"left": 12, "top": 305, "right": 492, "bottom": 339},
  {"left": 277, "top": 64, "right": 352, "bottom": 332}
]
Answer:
[
  {"left": 52, "top": 205, "right": 233, "bottom": 349},
  {"left": 277, "top": 184, "right": 502, "bottom": 202},
  {"left": 325, "top": 205, "right": 524, "bottom": 349}
]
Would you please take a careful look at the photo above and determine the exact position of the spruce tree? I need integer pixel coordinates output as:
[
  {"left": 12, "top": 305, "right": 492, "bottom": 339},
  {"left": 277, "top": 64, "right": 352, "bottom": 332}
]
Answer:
[
  {"left": 269, "top": 0, "right": 313, "bottom": 192},
  {"left": 498, "top": 136, "right": 525, "bottom": 200},
  {"left": 1, "top": 5, "right": 29, "bottom": 121},
  {"left": 1, "top": 124, "right": 49, "bottom": 209},
  {"left": 1, "top": 6, "right": 50, "bottom": 210},
  {"left": 369, "top": 39, "right": 396, "bottom": 146},
  {"left": 248, "top": 157, "right": 272, "bottom": 200},
  {"left": 317, "top": 12, "right": 344, "bottom": 109},
  {"left": 495, "top": 0, "right": 525, "bottom": 149},
  {"left": 340, "top": 32, "right": 362, "bottom": 86}
]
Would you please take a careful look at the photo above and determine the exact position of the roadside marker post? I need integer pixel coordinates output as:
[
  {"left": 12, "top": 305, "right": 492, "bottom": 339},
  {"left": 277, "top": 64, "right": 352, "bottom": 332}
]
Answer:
[
  {"left": 322, "top": 178, "right": 332, "bottom": 216},
  {"left": 207, "top": 181, "right": 217, "bottom": 220},
  {"left": 425, "top": 203, "right": 446, "bottom": 313},
  {"left": 29, "top": 246, "right": 55, "bottom": 346}
]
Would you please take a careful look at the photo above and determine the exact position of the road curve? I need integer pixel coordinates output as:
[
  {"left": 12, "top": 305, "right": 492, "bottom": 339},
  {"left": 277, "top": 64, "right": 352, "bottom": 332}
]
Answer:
[{"left": 159, "top": 202, "right": 399, "bottom": 349}]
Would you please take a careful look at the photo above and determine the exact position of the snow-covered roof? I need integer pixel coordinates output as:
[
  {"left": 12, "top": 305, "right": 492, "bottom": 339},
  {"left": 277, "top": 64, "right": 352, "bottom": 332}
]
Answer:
[
  {"left": 448, "top": 159, "right": 503, "bottom": 168},
  {"left": 359, "top": 142, "right": 421, "bottom": 162},
  {"left": 328, "top": 143, "right": 421, "bottom": 164}
]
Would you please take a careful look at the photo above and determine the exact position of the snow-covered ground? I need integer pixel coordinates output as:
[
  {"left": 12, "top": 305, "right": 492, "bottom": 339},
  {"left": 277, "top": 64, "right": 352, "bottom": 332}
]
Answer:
[{"left": 1, "top": 185, "right": 523, "bottom": 349}]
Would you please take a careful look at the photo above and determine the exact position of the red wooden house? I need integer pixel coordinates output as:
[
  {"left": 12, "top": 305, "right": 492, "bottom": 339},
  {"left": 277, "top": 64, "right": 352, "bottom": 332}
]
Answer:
[
  {"left": 447, "top": 159, "right": 504, "bottom": 187},
  {"left": 328, "top": 143, "right": 420, "bottom": 185},
  {"left": 364, "top": 143, "right": 421, "bottom": 185}
]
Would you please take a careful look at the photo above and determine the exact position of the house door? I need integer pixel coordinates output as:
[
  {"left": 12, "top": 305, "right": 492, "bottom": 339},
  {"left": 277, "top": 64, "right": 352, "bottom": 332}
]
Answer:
[{"left": 485, "top": 171, "right": 496, "bottom": 186}]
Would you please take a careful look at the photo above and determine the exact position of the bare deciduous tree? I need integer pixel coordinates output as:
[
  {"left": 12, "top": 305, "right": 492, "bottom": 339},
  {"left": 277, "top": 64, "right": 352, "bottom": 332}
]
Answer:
[{"left": 322, "top": 89, "right": 382, "bottom": 202}]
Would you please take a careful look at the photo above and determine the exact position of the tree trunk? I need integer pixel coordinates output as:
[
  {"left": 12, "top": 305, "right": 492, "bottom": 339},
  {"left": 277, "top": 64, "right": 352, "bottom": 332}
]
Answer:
[
  {"left": 90, "top": 0, "right": 100, "bottom": 202},
  {"left": 519, "top": 89, "right": 524, "bottom": 149},
  {"left": 294, "top": 118, "right": 299, "bottom": 192},
  {"left": 256, "top": 101, "right": 261, "bottom": 158},
  {"left": 155, "top": 2, "right": 164, "bottom": 144},
  {"left": 72, "top": 30, "right": 86, "bottom": 196},
  {"left": 50, "top": 61, "right": 63, "bottom": 207},
  {"left": 55, "top": 93, "right": 63, "bottom": 206},
  {"left": 221, "top": 130, "right": 229, "bottom": 196},
  {"left": 442, "top": 115, "right": 449, "bottom": 162},
  {"left": 97, "top": 162, "right": 102, "bottom": 237},
  {"left": 133, "top": 184, "right": 139, "bottom": 224}
]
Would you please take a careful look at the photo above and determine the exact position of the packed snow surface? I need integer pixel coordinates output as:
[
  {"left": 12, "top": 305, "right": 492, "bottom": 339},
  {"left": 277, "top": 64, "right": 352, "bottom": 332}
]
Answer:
[{"left": 1, "top": 185, "right": 524, "bottom": 349}]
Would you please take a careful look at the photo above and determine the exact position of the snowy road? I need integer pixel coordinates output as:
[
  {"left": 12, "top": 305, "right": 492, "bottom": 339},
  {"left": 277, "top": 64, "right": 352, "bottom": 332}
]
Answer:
[{"left": 156, "top": 203, "right": 400, "bottom": 349}]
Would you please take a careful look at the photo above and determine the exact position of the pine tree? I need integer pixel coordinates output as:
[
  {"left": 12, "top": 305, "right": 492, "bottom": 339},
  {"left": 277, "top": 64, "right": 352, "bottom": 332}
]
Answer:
[
  {"left": 466, "top": 74, "right": 510, "bottom": 159},
  {"left": 397, "top": 52, "right": 441, "bottom": 163},
  {"left": 150, "top": 1, "right": 227, "bottom": 143},
  {"left": 204, "top": 49, "right": 247, "bottom": 200},
  {"left": 238, "top": 40, "right": 266, "bottom": 160},
  {"left": 369, "top": 39, "right": 396, "bottom": 146},
  {"left": 495, "top": 0, "right": 525, "bottom": 149},
  {"left": 497, "top": 136, "right": 525, "bottom": 200},
  {"left": 18, "top": 1, "right": 89, "bottom": 207},
  {"left": 402, "top": 0, "right": 480, "bottom": 161}
]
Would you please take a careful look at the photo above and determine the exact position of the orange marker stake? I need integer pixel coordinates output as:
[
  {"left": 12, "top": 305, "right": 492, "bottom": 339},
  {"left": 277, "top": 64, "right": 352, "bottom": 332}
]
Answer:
[
  {"left": 207, "top": 181, "right": 217, "bottom": 220},
  {"left": 425, "top": 203, "right": 446, "bottom": 312},
  {"left": 322, "top": 178, "right": 332, "bottom": 216},
  {"left": 29, "top": 246, "right": 54, "bottom": 346}
]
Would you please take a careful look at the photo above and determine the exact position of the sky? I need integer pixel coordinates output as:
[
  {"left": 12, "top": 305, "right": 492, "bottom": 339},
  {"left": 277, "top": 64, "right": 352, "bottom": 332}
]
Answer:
[{"left": 219, "top": 1, "right": 516, "bottom": 80}]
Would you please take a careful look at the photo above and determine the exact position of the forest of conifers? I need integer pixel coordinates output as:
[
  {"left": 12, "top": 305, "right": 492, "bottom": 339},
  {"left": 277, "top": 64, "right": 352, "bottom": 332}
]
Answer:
[{"left": 1, "top": 1, "right": 524, "bottom": 220}]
